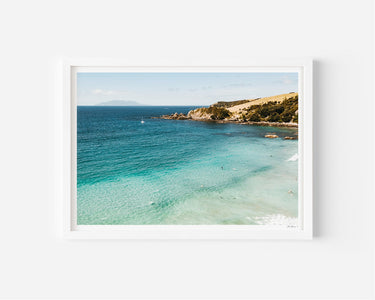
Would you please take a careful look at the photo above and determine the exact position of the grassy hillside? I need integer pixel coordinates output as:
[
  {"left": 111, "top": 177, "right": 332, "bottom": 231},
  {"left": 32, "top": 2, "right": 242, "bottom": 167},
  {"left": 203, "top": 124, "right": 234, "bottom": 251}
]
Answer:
[
  {"left": 241, "top": 95, "right": 298, "bottom": 123},
  {"left": 196, "top": 106, "right": 231, "bottom": 120},
  {"left": 226, "top": 92, "right": 297, "bottom": 113},
  {"left": 167, "top": 92, "right": 299, "bottom": 125},
  {"left": 195, "top": 95, "right": 298, "bottom": 123},
  {"left": 212, "top": 99, "right": 252, "bottom": 108}
]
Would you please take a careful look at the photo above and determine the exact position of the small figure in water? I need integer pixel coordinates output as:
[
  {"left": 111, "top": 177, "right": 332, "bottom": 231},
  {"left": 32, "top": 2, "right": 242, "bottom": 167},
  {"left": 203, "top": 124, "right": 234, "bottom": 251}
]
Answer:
[{"left": 221, "top": 166, "right": 223, "bottom": 170}]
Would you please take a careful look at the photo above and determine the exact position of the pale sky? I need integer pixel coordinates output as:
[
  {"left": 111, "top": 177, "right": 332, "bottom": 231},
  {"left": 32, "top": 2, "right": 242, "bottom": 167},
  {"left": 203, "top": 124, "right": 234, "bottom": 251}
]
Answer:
[{"left": 77, "top": 72, "right": 298, "bottom": 106}]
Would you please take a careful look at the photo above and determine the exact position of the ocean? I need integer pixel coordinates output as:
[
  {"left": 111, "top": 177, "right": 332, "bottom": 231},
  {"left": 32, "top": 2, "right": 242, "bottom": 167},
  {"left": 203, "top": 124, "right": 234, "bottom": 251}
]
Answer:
[{"left": 77, "top": 106, "right": 298, "bottom": 225}]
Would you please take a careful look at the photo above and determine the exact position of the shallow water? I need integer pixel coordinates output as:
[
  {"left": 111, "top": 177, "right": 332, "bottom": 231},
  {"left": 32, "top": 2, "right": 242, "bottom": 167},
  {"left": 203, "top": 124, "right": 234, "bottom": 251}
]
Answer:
[{"left": 77, "top": 106, "right": 298, "bottom": 225}]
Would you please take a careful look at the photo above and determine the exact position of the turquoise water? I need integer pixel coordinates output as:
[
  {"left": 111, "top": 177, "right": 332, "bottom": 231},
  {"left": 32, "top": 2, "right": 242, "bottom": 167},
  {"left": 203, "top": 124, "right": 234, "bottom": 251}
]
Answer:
[{"left": 77, "top": 106, "right": 298, "bottom": 225}]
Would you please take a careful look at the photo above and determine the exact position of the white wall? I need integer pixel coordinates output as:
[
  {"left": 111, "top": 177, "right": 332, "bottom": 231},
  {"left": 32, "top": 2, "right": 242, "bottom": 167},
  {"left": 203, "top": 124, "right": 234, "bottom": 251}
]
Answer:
[{"left": 0, "top": 0, "right": 373, "bottom": 299}]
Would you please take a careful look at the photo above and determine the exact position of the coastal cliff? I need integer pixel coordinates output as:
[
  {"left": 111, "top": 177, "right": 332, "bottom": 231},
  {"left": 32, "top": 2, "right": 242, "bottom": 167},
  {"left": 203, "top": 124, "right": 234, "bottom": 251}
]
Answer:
[{"left": 160, "top": 92, "right": 299, "bottom": 127}]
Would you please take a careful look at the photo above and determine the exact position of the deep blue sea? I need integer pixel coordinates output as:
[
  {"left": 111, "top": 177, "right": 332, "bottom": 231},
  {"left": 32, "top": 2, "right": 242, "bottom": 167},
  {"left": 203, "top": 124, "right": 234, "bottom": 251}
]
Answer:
[{"left": 77, "top": 106, "right": 298, "bottom": 225}]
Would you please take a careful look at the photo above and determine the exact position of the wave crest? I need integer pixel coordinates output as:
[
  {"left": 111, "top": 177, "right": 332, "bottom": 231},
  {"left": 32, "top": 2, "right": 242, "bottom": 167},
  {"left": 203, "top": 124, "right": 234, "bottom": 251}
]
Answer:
[{"left": 287, "top": 153, "right": 298, "bottom": 161}]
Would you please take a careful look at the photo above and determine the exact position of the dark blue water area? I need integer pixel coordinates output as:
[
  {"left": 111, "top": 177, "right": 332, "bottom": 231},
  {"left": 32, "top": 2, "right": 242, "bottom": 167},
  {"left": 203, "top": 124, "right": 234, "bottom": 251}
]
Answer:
[{"left": 77, "top": 106, "right": 297, "bottom": 186}]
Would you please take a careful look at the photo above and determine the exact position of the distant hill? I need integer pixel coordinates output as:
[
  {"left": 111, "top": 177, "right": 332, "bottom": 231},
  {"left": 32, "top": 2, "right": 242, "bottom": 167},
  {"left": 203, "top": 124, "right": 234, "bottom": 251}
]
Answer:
[{"left": 97, "top": 100, "right": 143, "bottom": 106}]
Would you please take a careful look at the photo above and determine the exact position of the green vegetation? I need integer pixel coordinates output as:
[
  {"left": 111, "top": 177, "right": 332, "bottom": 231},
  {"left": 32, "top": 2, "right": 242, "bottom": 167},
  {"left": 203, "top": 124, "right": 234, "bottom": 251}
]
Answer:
[
  {"left": 212, "top": 99, "right": 251, "bottom": 108},
  {"left": 242, "top": 95, "right": 298, "bottom": 123},
  {"left": 199, "top": 106, "right": 231, "bottom": 120}
]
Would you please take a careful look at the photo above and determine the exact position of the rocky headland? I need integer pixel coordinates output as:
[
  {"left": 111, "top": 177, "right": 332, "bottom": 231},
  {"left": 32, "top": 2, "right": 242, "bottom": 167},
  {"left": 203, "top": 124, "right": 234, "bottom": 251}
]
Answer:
[{"left": 159, "top": 92, "right": 299, "bottom": 128}]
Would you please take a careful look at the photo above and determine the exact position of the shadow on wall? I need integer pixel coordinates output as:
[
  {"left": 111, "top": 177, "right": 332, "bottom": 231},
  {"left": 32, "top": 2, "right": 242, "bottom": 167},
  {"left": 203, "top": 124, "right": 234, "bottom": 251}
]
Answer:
[{"left": 312, "top": 59, "right": 323, "bottom": 238}]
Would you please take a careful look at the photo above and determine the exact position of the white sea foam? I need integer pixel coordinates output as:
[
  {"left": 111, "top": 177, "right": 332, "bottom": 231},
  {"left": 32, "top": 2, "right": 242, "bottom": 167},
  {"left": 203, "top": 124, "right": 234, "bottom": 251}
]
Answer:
[
  {"left": 287, "top": 153, "right": 298, "bottom": 161},
  {"left": 254, "top": 214, "right": 298, "bottom": 227}
]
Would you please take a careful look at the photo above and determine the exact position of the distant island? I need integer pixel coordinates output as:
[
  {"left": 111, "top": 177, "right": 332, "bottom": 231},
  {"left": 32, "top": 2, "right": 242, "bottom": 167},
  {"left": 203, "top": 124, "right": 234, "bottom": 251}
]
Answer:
[
  {"left": 160, "top": 92, "right": 298, "bottom": 128},
  {"left": 97, "top": 100, "right": 143, "bottom": 106}
]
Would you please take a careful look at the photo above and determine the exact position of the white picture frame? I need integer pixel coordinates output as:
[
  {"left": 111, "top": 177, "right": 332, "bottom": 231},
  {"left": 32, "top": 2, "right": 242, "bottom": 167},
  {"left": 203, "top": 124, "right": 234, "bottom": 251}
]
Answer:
[{"left": 61, "top": 59, "right": 313, "bottom": 239}]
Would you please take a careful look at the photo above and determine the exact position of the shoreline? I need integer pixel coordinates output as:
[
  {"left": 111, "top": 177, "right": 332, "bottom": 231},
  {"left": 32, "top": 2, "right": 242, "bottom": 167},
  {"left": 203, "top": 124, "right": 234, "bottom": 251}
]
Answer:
[
  {"left": 157, "top": 92, "right": 299, "bottom": 128},
  {"left": 156, "top": 115, "right": 298, "bottom": 128}
]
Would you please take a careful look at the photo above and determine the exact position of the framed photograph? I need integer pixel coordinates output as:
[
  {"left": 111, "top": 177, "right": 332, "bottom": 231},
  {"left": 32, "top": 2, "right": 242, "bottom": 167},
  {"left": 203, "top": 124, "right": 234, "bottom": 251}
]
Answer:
[{"left": 62, "top": 59, "right": 313, "bottom": 239}]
